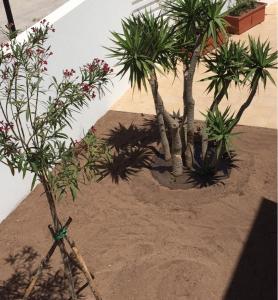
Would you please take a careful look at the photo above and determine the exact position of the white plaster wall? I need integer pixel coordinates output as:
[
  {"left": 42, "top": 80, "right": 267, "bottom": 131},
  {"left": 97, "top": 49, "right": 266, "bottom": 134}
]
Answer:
[{"left": 0, "top": 0, "right": 132, "bottom": 223}]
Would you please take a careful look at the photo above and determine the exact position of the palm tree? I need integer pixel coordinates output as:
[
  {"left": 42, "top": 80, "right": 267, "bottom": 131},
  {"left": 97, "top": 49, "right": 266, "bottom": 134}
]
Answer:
[
  {"left": 202, "top": 40, "right": 247, "bottom": 111},
  {"left": 201, "top": 37, "right": 277, "bottom": 170},
  {"left": 203, "top": 37, "right": 277, "bottom": 130},
  {"left": 232, "top": 37, "right": 277, "bottom": 129},
  {"left": 163, "top": 0, "right": 228, "bottom": 169},
  {"left": 108, "top": 12, "right": 184, "bottom": 176}
]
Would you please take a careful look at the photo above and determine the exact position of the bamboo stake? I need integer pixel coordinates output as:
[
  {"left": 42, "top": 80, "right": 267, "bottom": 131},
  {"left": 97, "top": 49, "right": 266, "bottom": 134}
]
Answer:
[
  {"left": 69, "top": 241, "right": 102, "bottom": 300},
  {"left": 23, "top": 217, "right": 72, "bottom": 300},
  {"left": 49, "top": 225, "right": 102, "bottom": 300},
  {"left": 47, "top": 223, "right": 77, "bottom": 300}
]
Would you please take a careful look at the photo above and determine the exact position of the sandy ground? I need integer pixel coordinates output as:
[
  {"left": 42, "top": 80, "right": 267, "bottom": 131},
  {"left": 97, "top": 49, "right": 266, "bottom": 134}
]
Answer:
[
  {"left": 0, "top": 110, "right": 276, "bottom": 299},
  {"left": 112, "top": 4, "right": 278, "bottom": 129},
  {"left": 0, "top": 0, "right": 68, "bottom": 42}
]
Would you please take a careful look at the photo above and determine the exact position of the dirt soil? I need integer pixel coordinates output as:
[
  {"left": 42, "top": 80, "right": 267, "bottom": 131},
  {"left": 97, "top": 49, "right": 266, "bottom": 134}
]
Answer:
[{"left": 0, "top": 110, "right": 277, "bottom": 300}]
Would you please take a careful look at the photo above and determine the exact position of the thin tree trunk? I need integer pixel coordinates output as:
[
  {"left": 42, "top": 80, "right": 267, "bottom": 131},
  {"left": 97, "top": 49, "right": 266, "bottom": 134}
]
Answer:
[
  {"left": 171, "top": 126, "right": 183, "bottom": 176},
  {"left": 156, "top": 92, "right": 183, "bottom": 176},
  {"left": 40, "top": 175, "right": 77, "bottom": 300},
  {"left": 183, "top": 45, "right": 200, "bottom": 169},
  {"left": 148, "top": 73, "right": 171, "bottom": 161},
  {"left": 209, "top": 81, "right": 230, "bottom": 112},
  {"left": 149, "top": 72, "right": 183, "bottom": 175},
  {"left": 181, "top": 64, "right": 188, "bottom": 152},
  {"left": 201, "top": 127, "right": 208, "bottom": 162},
  {"left": 231, "top": 81, "right": 258, "bottom": 131}
]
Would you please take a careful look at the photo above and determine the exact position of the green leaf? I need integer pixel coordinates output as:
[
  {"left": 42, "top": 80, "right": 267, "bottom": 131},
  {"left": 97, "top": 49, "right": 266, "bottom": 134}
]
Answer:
[{"left": 31, "top": 174, "right": 37, "bottom": 191}]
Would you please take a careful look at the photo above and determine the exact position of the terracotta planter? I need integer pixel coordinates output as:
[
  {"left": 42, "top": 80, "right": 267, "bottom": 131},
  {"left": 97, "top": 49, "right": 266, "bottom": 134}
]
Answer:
[
  {"left": 205, "top": 31, "right": 225, "bottom": 54},
  {"left": 186, "top": 32, "right": 225, "bottom": 58},
  {"left": 225, "top": 2, "right": 267, "bottom": 35}
]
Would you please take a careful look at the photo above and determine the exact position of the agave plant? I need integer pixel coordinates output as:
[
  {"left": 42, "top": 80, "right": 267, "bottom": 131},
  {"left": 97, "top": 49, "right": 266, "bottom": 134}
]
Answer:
[{"left": 204, "top": 107, "right": 238, "bottom": 159}]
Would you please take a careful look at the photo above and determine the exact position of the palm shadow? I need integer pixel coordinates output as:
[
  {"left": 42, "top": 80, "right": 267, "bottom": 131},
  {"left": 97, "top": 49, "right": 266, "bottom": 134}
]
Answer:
[
  {"left": 98, "top": 118, "right": 162, "bottom": 183},
  {"left": 186, "top": 151, "right": 240, "bottom": 188},
  {"left": 0, "top": 246, "right": 85, "bottom": 300}
]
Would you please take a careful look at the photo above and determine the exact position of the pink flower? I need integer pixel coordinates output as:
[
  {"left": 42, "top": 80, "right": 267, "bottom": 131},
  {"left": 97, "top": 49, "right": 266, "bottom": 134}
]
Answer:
[
  {"left": 36, "top": 48, "right": 45, "bottom": 54},
  {"left": 0, "top": 121, "right": 14, "bottom": 133},
  {"left": 91, "top": 126, "right": 97, "bottom": 133},
  {"left": 102, "top": 63, "right": 110, "bottom": 74},
  {"left": 63, "top": 68, "right": 76, "bottom": 78},
  {"left": 81, "top": 83, "right": 90, "bottom": 92}
]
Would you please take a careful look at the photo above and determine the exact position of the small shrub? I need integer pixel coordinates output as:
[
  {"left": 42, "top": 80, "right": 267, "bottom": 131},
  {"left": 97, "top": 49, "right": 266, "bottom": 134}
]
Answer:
[{"left": 228, "top": 0, "right": 257, "bottom": 16}]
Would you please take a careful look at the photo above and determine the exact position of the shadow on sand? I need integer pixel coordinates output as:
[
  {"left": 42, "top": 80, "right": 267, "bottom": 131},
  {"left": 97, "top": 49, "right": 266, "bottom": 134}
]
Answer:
[
  {"left": 0, "top": 246, "right": 85, "bottom": 299},
  {"left": 224, "top": 197, "right": 277, "bottom": 300},
  {"left": 99, "top": 120, "right": 240, "bottom": 188},
  {"left": 98, "top": 119, "right": 160, "bottom": 183}
]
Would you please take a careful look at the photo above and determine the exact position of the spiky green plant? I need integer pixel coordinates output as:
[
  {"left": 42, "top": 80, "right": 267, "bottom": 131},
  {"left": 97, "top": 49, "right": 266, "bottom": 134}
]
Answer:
[
  {"left": 107, "top": 11, "right": 176, "bottom": 90},
  {"left": 204, "top": 107, "right": 238, "bottom": 159},
  {"left": 108, "top": 11, "right": 186, "bottom": 173},
  {"left": 163, "top": 0, "right": 228, "bottom": 54},
  {"left": 231, "top": 37, "right": 278, "bottom": 130},
  {"left": 162, "top": 0, "right": 229, "bottom": 169},
  {"left": 202, "top": 40, "right": 248, "bottom": 105},
  {"left": 228, "top": 0, "right": 257, "bottom": 16}
]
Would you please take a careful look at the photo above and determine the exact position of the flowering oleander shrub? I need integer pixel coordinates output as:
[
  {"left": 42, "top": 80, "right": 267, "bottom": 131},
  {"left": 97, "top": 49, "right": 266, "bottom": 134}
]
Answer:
[
  {"left": 0, "top": 20, "right": 111, "bottom": 199},
  {"left": 0, "top": 21, "right": 113, "bottom": 298}
]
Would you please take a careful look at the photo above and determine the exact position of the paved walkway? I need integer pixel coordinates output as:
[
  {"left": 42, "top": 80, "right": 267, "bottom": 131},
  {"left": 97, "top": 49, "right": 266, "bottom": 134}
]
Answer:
[
  {"left": 112, "top": 4, "right": 278, "bottom": 129},
  {"left": 0, "top": 0, "right": 67, "bottom": 42}
]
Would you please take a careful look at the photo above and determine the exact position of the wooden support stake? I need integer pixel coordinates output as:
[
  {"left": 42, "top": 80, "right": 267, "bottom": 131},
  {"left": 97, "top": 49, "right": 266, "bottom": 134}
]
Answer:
[
  {"left": 48, "top": 223, "right": 77, "bottom": 300},
  {"left": 23, "top": 217, "right": 72, "bottom": 300},
  {"left": 50, "top": 226, "right": 102, "bottom": 300},
  {"left": 68, "top": 241, "right": 102, "bottom": 300},
  {"left": 23, "top": 216, "right": 101, "bottom": 300},
  {"left": 68, "top": 282, "right": 89, "bottom": 300}
]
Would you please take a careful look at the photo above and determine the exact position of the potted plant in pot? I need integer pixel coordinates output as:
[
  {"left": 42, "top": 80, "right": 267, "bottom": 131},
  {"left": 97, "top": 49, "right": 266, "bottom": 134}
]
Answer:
[{"left": 225, "top": 0, "right": 267, "bottom": 34}]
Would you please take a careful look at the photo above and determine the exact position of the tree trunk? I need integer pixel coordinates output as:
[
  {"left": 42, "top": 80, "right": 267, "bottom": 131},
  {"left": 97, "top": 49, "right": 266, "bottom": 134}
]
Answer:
[
  {"left": 149, "top": 74, "right": 171, "bottom": 161},
  {"left": 204, "top": 142, "right": 219, "bottom": 173},
  {"left": 182, "top": 64, "right": 188, "bottom": 152},
  {"left": 40, "top": 175, "right": 77, "bottom": 300},
  {"left": 231, "top": 81, "right": 258, "bottom": 131},
  {"left": 183, "top": 51, "right": 199, "bottom": 169},
  {"left": 156, "top": 93, "right": 183, "bottom": 176},
  {"left": 171, "top": 126, "right": 183, "bottom": 176},
  {"left": 201, "top": 127, "right": 208, "bottom": 162},
  {"left": 209, "top": 81, "right": 230, "bottom": 112},
  {"left": 149, "top": 72, "right": 183, "bottom": 175}
]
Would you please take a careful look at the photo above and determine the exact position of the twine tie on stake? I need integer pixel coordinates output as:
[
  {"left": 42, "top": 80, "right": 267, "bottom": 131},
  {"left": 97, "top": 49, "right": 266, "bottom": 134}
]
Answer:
[{"left": 54, "top": 226, "right": 68, "bottom": 241}]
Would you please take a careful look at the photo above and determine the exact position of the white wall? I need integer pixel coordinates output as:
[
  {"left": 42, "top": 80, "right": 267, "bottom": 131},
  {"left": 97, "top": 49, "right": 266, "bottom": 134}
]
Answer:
[{"left": 0, "top": 0, "right": 132, "bottom": 223}]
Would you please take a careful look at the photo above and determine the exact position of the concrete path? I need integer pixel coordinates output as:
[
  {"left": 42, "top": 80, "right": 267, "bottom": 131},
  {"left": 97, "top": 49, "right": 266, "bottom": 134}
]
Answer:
[
  {"left": 0, "top": 0, "right": 68, "bottom": 42},
  {"left": 112, "top": 4, "right": 278, "bottom": 129}
]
